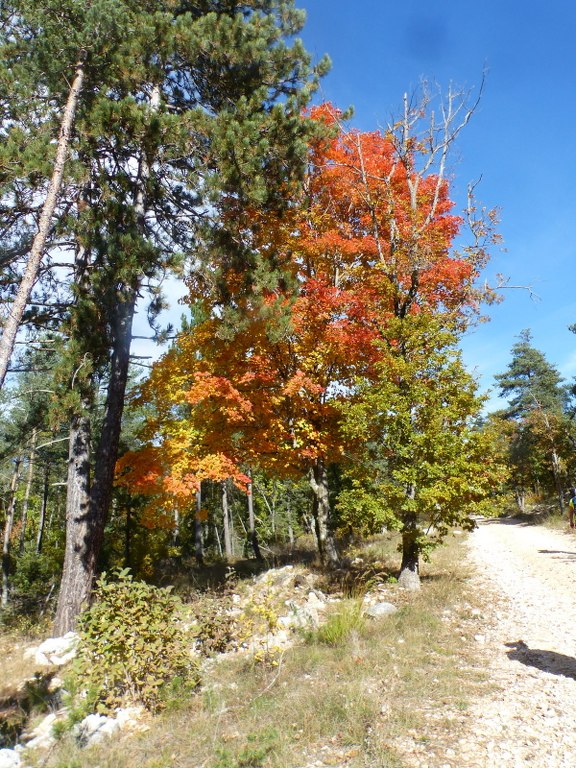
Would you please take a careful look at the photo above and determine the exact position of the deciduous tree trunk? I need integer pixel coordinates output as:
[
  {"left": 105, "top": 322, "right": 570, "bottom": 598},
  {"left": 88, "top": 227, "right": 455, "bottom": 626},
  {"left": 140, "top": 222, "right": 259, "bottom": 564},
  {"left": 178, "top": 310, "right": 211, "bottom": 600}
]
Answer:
[
  {"left": 222, "top": 481, "right": 232, "bottom": 560},
  {"left": 194, "top": 486, "right": 204, "bottom": 566},
  {"left": 398, "top": 489, "right": 421, "bottom": 589},
  {"left": 308, "top": 459, "right": 339, "bottom": 567},
  {"left": 247, "top": 474, "right": 262, "bottom": 561}
]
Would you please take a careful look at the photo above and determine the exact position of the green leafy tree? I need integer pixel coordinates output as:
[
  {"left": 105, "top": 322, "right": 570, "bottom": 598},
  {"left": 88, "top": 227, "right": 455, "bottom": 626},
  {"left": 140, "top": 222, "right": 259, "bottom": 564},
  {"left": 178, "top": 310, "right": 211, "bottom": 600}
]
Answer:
[{"left": 338, "top": 316, "right": 507, "bottom": 588}]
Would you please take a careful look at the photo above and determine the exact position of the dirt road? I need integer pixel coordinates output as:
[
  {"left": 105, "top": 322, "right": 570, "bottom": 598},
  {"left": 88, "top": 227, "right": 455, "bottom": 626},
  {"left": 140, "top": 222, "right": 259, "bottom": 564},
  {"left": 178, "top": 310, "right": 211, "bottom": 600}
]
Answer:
[{"left": 456, "top": 517, "right": 576, "bottom": 767}]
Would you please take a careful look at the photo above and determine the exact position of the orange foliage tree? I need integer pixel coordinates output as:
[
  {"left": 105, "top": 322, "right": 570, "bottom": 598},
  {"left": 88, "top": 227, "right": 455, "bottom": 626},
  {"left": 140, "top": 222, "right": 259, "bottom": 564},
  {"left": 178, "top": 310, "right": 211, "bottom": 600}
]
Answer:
[{"left": 118, "top": 93, "right": 498, "bottom": 565}]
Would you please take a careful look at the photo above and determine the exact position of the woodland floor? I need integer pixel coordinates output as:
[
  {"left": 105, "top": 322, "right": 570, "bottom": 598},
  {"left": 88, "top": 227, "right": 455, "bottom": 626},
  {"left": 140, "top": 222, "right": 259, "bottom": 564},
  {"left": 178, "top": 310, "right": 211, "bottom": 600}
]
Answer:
[
  {"left": 6, "top": 518, "right": 576, "bottom": 768},
  {"left": 397, "top": 516, "right": 576, "bottom": 768}
]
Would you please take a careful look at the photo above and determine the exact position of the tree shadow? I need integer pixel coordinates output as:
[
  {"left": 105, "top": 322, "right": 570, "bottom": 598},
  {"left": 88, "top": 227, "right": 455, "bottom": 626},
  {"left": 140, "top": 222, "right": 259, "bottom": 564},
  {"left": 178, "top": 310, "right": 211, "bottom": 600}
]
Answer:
[
  {"left": 537, "top": 549, "right": 576, "bottom": 562},
  {"left": 505, "top": 640, "right": 576, "bottom": 679},
  {"left": 477, "top": 516, "right": 536, "bottom": 527}
]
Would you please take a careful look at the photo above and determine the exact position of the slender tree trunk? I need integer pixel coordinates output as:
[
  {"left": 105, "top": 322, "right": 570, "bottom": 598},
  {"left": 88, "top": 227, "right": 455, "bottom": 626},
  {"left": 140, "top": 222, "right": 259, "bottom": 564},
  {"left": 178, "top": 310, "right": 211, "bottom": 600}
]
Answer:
[
  {"left": 36, "top": 464, "right": 50, "bottom": 554},
  {"left": 19, "top": 428, "right": 37, "bottom": 555},
  {"left": 222, "top": 481, "right": 232, "bottom": 560},
  {"left": 1, "top": 457, "right": 21, "bottom": 608},
  {"left": 124, "top": 505, "right": 131, "bottom": 569},
  {"left": 53, "top": 410, "right": 91, "bottom": 634},
  {"left": 551, "top": 448, "right": 564, "bottom": 514},
  {"left": 308, "top": 459, "right": 339, "bottom": 567},
  {"left": 247, "top": 474, "right": 263, "bottom": 561},
  {"left": 173, "top": 509, "right": 180, "bottom": 547},
  {"left": 195, "top": 486, "right": 204, "bottom": 566},
  {"left": 287, "top": 498, "right": 294, "bottom": 549},
  {"left": 214, "top": 523, "right": 223, "bottom": 557},
  {"left": 0, "top": 54, "right": 85, "bottom": 391}
]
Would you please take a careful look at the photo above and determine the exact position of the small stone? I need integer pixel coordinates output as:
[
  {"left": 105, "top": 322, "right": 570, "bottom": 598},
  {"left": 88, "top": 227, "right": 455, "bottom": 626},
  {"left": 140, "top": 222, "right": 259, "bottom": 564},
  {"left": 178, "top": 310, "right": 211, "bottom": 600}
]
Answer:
[{"left": 365, "top": 601, "right": 398, "bottom": 619}]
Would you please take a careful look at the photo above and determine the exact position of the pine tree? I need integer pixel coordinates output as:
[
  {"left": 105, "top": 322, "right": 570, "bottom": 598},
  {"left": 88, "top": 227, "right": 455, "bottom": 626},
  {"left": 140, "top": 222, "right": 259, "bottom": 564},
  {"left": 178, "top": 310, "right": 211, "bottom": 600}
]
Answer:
[
  {"left": 495, "top": 329, "right": 570, "bottom": 511},
  {"left": 0, "top": 0, "right": 328, "bottom": 633}
]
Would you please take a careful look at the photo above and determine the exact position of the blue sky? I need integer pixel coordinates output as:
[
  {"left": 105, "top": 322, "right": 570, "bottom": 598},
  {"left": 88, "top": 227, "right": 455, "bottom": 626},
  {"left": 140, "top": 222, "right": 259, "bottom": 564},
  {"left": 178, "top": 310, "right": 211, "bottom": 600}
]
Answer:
[{"left": 298, "top": 0, "right": 576, "bottom": 409}]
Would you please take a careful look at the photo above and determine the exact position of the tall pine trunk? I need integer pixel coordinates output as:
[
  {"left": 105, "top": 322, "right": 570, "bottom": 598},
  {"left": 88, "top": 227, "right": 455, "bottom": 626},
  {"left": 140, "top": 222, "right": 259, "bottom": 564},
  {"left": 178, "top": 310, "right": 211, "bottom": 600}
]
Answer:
[
  {"left": 308, "top": 459, "right": 339, "bottom": 567},
  {"left": 54, "top": 290, "right": 136, "bottom": 634},
  {"left": 53, "top": 410, "right": 91, "bottom": 633},
  {"left": 0, "top": 55, "right": 85, "bottom": 391},
  {"left": 54, "top": 83, "right": 153, "bottom": 633}
]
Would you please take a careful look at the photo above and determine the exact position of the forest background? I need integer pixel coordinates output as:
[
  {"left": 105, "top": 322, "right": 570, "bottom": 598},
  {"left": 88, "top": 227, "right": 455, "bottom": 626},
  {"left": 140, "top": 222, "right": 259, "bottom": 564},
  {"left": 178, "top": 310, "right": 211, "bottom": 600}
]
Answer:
[{"left": 1, "top": 0, "right": 575, "bottom": 649}]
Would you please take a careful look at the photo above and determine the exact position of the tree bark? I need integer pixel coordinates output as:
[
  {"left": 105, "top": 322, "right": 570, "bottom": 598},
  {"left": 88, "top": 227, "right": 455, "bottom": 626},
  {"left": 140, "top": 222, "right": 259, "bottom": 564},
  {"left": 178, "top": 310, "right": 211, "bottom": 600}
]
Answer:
[
  {"left": 398, "top": 528, "right": 421, "bottom": 590},
  {"left": 222, "top": 481, "right": 233, "bottom": 560},
  {"left": 247, "top": 474, "right": 263, "bottom": 561},
  {"left": 194, "top": 486, "right": 204, "bottom": 566},
  {"left": 308, "top": 459, "right": 339, "bottom": 567},
  {"left": 35, "top": 464, "right": 50, "bottom": 554},
  {"left": 53, "top": 410, "right": 91, "bottom": 634},
  {"left": 1, "top": 457, "right": 21, "bottom": 608},
  {"left": 53, "top": 289, "right": 137, "bottom": 634},
  {"left": 398, "top": 494, "right": 421, "bottom": 589},
  {"left": 0, "top": 54, "right": 85, "bottom": 391},
  {"left": 53, "top": 78, "right": 155, "bottom": 632},
  {"left": 19, "top": 428, "right": 37, "bottom": 555},
  {"left": 124, "top": 505, "right": 132, "bottom": 569}
]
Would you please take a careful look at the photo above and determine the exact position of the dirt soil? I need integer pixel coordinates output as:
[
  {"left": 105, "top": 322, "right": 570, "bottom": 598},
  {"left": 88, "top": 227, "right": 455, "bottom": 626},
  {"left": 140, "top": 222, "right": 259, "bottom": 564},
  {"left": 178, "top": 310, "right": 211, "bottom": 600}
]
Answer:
[{"left": 431, "top": 516, "right": 576, "bottom": 768}]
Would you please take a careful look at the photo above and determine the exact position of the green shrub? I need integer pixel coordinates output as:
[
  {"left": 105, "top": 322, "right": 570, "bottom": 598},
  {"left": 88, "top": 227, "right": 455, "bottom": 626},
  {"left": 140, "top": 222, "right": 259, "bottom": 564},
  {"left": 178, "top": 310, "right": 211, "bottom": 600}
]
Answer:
[
  {"left": 72, "top": 569, "right": 199, "bottom": 713},
  {"left": 313, "top": 600, "right": 366, "bottom": 647},
  {"left": 191, "top": 594, "right": 239, "bottom": 656}
]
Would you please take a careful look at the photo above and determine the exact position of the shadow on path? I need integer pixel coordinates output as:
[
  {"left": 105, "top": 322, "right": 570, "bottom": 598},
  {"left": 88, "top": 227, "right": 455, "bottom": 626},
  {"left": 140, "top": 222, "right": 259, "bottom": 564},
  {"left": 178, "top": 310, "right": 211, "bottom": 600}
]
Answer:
[
  {"left": 506, "top": 640, "right": 576, "bottom": 679},
  {"left": 537, "top": 549, "right": 576, "bottom": 562}
]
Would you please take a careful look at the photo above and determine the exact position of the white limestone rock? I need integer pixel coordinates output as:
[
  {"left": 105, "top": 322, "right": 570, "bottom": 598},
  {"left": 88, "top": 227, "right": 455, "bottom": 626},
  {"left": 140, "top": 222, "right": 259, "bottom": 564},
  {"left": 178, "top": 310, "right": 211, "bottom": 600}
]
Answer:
[
  {"left": 0, "top": 749, "right": 22, "bottom": 768},
  {"left": 364, "top": 601, "right": 398, "bottom": 618},
  {"left": 30, "top": 632, "right": 79, "bottom": 667}
]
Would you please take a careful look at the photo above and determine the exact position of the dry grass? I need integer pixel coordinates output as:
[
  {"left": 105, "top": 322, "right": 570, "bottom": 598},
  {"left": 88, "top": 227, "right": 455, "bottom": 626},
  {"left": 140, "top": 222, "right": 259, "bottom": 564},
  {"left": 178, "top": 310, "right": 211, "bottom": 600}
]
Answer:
[
  {"left": 16, "top": 532, "right": 496, "bottom": 768},
  {"left": 0, "top": 631, "right": 47, "bottom": 700}
]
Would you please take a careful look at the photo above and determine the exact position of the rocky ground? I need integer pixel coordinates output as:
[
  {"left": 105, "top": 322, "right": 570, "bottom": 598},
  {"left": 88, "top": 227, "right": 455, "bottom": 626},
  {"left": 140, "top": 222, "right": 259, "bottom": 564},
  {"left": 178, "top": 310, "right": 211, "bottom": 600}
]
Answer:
[
  {"left": 396, "top": 517, "right": 576, "bottom": 768},
  {"left": 5, "top": 518, "right": 576, "bottom": 768}
]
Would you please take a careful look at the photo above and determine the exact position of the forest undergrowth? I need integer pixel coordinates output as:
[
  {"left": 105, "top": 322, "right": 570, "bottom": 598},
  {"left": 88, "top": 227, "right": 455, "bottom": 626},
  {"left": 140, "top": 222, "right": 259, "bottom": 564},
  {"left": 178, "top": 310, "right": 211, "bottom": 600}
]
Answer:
[{"left": 0, "top": 531, "right": 501, "bottom": 768}]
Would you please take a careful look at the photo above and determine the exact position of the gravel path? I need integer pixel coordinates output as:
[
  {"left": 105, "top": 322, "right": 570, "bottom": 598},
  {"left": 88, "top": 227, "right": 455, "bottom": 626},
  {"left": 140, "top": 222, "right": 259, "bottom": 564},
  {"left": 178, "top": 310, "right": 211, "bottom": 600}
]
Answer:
[{"left": 453, "top": 517, "right": 576, "bottom": 767}]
